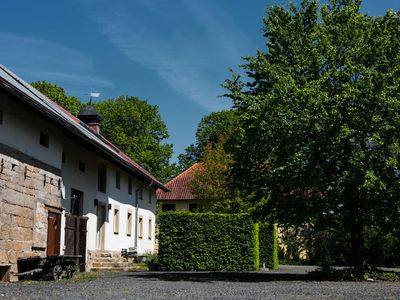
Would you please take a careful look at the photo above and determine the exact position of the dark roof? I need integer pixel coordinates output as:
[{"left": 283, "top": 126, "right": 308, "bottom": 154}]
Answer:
[
  {"left": 157, "top": 163, "right": 202, "bottom": 200},
  {"left": 0, "top": 65, "right": 169, "bottom": 192},
  {"left": 78, "top": 105, "right": 103, "bottom": 121}
]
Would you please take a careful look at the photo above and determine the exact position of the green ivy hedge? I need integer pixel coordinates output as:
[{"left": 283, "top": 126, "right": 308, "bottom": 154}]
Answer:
[
  {"left": 259, "top": 223, "right": 278, "bottom": 270},
  {"left": 157, "top": 211, "right": 260, "bottom": 271}
]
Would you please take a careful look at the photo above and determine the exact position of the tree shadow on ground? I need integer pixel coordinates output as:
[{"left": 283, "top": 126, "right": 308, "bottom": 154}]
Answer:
[{"left": 127, "top": 272, "right": 315, "bottom": 283}]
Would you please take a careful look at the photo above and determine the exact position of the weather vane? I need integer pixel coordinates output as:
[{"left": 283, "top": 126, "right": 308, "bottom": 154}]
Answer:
[{"left": 86, "top": 89, "right": 101, "bottom": 104}]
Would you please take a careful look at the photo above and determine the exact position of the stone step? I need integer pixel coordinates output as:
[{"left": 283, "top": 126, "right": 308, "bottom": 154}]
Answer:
[
  {"left": 91, "top": 265, "right": 147, "bottom": 272},
  {"left": 89, "top": 251, "right": 122, "bottom": 258},
  {"left": 91, "top": 262, "right": 133, "bottom": 268},
  {"left": 91, "top": 257, "right": 127, "bottom": 263}
]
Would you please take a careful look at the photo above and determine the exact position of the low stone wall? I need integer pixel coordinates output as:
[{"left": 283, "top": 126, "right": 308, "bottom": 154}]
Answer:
[{"left": 0, "top": 147, "right": 61, "bottom": 281}]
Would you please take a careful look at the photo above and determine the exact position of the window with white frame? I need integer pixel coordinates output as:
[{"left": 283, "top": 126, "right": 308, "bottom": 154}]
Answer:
[
  {"left": 148, "top": 218, "right": 152, "bottom": 240},
  {"left": 127, "top": 210, "right": 132, "bottom": 236},
  {"left": 138, "top": 216, "right": 143, "bottom": 239},
  {"left": 113, "top": 206, "right": 120, "bottom": 234}
]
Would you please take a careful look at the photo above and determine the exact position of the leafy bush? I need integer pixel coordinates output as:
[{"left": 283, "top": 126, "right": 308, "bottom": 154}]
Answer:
[
  {"left": 157, "top": 211, "right": 259, "bottom": 271},
  {"left": 259, "top": 223, "right": 278, "bottom": 270}
]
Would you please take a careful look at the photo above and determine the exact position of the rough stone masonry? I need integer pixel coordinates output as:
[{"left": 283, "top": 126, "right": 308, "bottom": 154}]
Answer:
[{"left": 0, "top": 143, "right": 61, "bottom": 281}]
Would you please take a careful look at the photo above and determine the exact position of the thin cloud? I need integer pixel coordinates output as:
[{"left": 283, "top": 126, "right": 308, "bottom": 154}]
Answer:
[
  {"left": 0, "top": 32, "right": 114, "bottom": 97},
  {"left": 84, "top": 0, "right": 250, "bottom": 111}
]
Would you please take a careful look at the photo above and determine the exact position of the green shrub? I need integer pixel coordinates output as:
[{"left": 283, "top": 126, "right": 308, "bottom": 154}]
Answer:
[
  {"left": 259, "top": 223, "right": 278, "bottom": 270},
  {"left": 157, "top": 211, "right": 259, "bottom": 271}
]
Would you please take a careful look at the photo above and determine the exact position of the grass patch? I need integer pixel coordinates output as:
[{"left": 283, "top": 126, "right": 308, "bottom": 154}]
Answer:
[{"left": 58, "top": 272, "right": 101, "bottom": 283}]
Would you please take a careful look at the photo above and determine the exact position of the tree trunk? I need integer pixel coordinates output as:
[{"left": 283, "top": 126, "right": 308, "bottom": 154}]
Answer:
[{"left": 350, "top": 220, "right": 366, "bottom": 275}]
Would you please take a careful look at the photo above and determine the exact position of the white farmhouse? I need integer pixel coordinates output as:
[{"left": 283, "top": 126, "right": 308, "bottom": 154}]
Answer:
[{"left": 0, "top": 65, "right": 169, "bottom": 281}]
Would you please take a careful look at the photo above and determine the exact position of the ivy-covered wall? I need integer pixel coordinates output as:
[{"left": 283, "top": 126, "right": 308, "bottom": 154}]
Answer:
[{"left": 157, "top": 212, "right": 260, "bottom": 271}]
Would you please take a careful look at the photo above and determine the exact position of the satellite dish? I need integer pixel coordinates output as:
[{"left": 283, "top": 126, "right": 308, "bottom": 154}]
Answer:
[{"left": 61, "top": 182, "right": 65, "bottom": 199}]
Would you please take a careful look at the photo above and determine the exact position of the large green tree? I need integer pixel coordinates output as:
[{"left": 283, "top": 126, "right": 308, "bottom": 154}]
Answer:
[
  {"left": 225, "top": 0, "right": 400, "bottom": 273},
  {"left": 95, "top": 96, "right": 174, "bottom": 182}
]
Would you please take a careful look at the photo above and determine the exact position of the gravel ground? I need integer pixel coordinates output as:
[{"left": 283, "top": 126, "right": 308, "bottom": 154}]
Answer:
[{"left": 1, "top": 271, "right": 399, "bottom": 300}]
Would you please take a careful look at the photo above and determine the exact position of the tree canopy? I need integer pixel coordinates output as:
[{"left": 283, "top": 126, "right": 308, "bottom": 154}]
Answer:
[
  {"left": 32, "top": 81, "right": 84, "bottom": 115},
  {"left": 189, "top": 137, "right": 245, "bottom": 213},
  {"left": 177, "top": 110, "right": 238, "bottom": 171},
  {"left": 224, "top": 0, "right": 400, "bottom": 273},
  {"left": 95, "top": 96, "right": 174, "bottom": 182}
]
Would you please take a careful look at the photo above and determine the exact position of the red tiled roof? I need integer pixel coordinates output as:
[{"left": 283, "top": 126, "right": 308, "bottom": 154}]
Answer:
[{"left": 157, "top": 163, "right": 203, "bottom": 200}]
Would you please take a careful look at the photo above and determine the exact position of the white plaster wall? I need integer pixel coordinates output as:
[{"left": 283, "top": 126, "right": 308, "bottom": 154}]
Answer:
[
  {"left": 60, "top": 137, "right": 158, "bottom": 255},
  {"left": 160, "top": 200, "right": 200, "bottom": 211},
  {"left": 0, "top": 91, "right": 63, "bottom": 169},
  {"left": 0, "top": 90, "right": 159, "bottom": 257}
]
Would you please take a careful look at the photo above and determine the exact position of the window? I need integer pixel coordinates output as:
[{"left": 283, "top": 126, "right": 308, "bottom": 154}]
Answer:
[
  {"left": 162, "top": 203, "right": 176, "bottom": 211},
  {"left": 189, "top": 203, "right": 198, "bottom": 212},
  {"left": 138, "top": 216, "right": 143, "bottom": 239},
  {"left": 98, "top": 164, "right": 106, "bottom": 193},
  {"left": 0, "top": 110, "right": 3, "bottom": 124},
  {"left": 116, "top": 171, "right": 120, "bottom": 189},
  {"left": 138, "top": 188, "right": 143, "bottom": 200},
  {"left": 70, "top": 189, "right": 83, "bottom": 216},
  {"left": 62, "top": 152, "right": 66, "bottom": 163},
  {"left": 39, "top": 132, "right": 49, "bottom": 148},
  {"left": 128, "top": 177, "right": 132, "bottom": 195},
  {"left": 79, "top": 161, "right": 85, "bottom": 172},
  {"left": 113, "top": 207, "right": 120, "bottom": 234},
  {"left": 148, "top": 219, "right": 152, "bottom": 240},
  {"left": 127, "top": 211, "right": 132, "bottom": 236},
  {"left": 148, "top": 189, "right": 152, "bottom": 204}
]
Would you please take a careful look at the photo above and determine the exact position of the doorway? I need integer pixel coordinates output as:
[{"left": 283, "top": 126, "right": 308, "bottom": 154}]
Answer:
[
  {"left": 47, "top": 211, "right": 61, "bottom": 256},
  {"left": 70, "top": 189, "right": 83, "bottom": 216},
  {"left": 96, "top": 204, "right": 106, "bottom": 250}
]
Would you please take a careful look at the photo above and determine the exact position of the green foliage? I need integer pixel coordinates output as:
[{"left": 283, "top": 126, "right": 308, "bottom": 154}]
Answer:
[
  {"left": 32, "top": 81, "right": 84, "bottom": 115},
  {"left": 259, "top": 223, "right": 279, "bottom": 270},
  {"left": 95, "top": 96, "right": 174, "bottom": 182},
  {"left": 224, "top": 0, "right": 400, "bottom": 272},
  {"left": 177, "top": 110, "right": 238, "bottom": 171},
  {"left": 189, "top": 137, "right": 246, "bottom": 213},
  {"left": 157, "top": 211, "right": 260, "bottom": 271}
]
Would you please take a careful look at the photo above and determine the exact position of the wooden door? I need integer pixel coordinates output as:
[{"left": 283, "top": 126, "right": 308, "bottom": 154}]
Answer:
[
  {"left": 64, "top": 214, "right": 88, "bottom": 271},
  {"left": 96, "top": 204, "right": 106, "bottom": 250},
  {"left": 47, "top": 211, "right": 61, "bottom": 256}
]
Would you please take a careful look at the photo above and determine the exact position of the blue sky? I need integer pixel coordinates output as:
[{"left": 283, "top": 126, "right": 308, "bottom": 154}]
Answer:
[{"left": 1, "top": 0, "right": 399, "bottom": 161}]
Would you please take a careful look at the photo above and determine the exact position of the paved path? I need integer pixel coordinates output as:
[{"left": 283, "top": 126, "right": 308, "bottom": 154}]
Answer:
[{"left": 1, "top": 271, "right": 399, "bottom": 299}]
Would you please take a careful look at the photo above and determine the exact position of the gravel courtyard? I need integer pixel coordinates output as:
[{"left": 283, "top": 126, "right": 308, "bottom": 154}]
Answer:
[{"left": 1, "top": 271, "right": 399, "bottom": 300}]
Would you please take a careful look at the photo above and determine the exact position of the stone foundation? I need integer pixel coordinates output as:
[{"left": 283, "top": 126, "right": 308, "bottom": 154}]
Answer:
[{"left": 0, "top": 148, "right": 61, "bottom": 281}]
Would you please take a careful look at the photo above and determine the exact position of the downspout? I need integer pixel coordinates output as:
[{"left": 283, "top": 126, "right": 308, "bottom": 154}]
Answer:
[{"left": 134, "top": 179, "right": 154, "bottom": 250}]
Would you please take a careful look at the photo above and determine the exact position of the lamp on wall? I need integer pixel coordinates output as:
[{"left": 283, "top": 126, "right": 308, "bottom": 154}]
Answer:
[{"left": 108, "top": 203, "right": 112, "bottom": 210}]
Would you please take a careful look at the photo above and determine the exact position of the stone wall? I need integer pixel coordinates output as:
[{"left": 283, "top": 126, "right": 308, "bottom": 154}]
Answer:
[{"left": 0, "top": 145, "right": 62, "bottom": 281}]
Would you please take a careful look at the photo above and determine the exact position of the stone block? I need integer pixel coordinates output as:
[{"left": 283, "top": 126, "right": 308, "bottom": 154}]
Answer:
[
  {"left": 0, "top": 224, "right": 10, "bottom": 240},
  {"left": 3, "top": 203, "right": 34, "bottom": 219},
  {"left": 12, "top": 215, "right": 33, "bottom": 228},
  {"left": 10, "top": 227, "right": 33, "bottom": 241}
]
